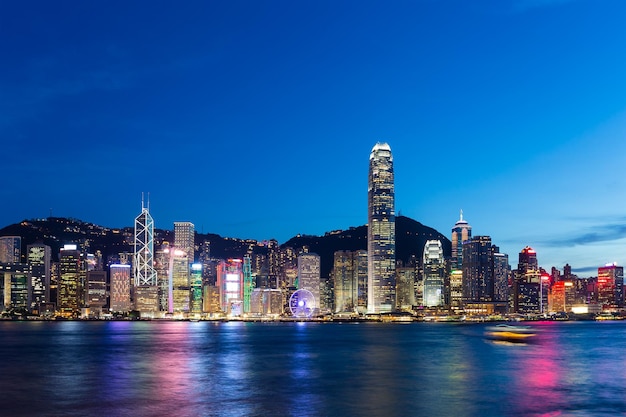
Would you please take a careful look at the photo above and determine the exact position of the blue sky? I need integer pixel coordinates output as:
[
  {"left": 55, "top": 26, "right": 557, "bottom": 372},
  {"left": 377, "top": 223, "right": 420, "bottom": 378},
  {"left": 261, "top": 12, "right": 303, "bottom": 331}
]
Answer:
[{"left": 2, "top": 0, "right": 626, "bottom": 274}]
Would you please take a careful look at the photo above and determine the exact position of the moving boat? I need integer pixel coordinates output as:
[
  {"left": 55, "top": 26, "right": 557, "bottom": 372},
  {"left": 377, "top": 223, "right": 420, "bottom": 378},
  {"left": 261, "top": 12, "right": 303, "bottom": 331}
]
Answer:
[{"left": 484, "top": 324, "right": 537, "bottom": 342}]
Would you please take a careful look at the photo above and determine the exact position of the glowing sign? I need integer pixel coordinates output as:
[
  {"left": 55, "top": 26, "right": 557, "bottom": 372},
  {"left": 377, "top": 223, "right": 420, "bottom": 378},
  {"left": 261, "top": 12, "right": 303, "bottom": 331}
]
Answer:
[
  {"left": 226, "top": 273, "right": 239, "bottom": 282},
  {"left": 63, "top": 244, "right": 78, "bottom": 250},
  {"left": 191, "top": 263, "right": 202, "bottom": 271}
]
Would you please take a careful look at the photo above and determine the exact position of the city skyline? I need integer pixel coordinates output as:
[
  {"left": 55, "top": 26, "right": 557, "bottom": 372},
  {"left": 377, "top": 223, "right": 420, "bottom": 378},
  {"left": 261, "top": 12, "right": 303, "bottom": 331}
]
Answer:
[{"left": 2, "top": 1, "right": 626, "bottom": 273}]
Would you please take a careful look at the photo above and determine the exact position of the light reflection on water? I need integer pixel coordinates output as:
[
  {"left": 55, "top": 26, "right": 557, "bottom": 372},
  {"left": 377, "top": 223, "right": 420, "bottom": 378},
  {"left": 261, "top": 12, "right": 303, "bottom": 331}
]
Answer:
[{"left": 0, "top": 321, "right": 625, "bottom": 416}]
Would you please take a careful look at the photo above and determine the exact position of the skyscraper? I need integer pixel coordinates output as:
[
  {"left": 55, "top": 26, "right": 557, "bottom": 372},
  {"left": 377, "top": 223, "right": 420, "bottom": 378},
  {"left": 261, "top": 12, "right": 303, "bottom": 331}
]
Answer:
[
  {"left": 514, "top": 246, "right": 541, "bottom": 313},
  {"left": 462, "top": 236, "right": 495, "bottom": 303},
  {"left": 451, "top": 211, "right": 471, "bottom": 271},
  {"left": 134, "top": 196, "right": 157, "bottom": 287},
  {"left": 367, "top": 142, "right": 395, "bottom": 313},
  {"left": 27, "top": 244, "right": 51, "bottom": 313},
  {"left": 174, "top": 222, "right": 195, "bottom": 263},
  {"left": 110, "top": 264, "right": 131, "bottom": 313},
  {"left": 423, "top": 240, "right": 445, "bottom": 307},
  {"left": 58, "top": 244, "right": 83, "bottom": 317},
  {"left": 597, "top": 263, "right": 624, "bottom": 309}
]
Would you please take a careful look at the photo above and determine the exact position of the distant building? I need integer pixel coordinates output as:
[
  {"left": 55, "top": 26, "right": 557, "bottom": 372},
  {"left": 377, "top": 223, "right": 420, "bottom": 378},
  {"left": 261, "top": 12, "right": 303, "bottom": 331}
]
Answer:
[
  {"left": 0, "top": 236, "right": 21, "bottom": 263},
  {"left": 396, "top": 266, "right": 417, "bottom": 310},
  {"left": 134, "top": 197, "right": 159, "bottom": 315},
  {"left": 86, "top": 270, "right": 107, "bottom": 313},
  {"left": 190, "top": 263, "right": 203, "bottom": 315},
  {"left": 462, "top": 236, "right": 495, "bottom": 303},
  {"left": 368, "top": 142, "right": 396, "bottom": 313}
]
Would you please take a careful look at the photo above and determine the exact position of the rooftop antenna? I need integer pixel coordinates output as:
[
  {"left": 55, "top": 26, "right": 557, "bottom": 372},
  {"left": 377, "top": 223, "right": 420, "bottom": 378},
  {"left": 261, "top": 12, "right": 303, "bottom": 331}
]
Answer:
[
  {"left": 141, "top": 192, "right": 145, "bottom": 210},
  {"left": 147, "top": 192, "right": 150, "bottom": 211},
  {"left": 460, "top": 209, "right": 464, "bottom": 221}
]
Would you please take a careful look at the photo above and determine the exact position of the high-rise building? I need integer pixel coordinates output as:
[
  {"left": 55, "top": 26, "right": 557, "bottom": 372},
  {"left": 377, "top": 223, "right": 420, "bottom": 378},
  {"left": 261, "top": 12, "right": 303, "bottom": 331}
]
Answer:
[
  {"left": 134, "top": 196, "right": 158, "bottom": 287},
  {"left": 243, "top": 256, "right": 253, "bottom": 313},
  {"left": 58, "top": 244, "right": 84, "bottom": 317},
  {"left": 174, "top": 222, "right": 195, "bottom": 263},
  {"left": 597, "top": 263, "right": 624, "bottom": 309},
  {"left": 0, "top": 236, "right": 21, "bottom": 263},
  {"left": 27, "top": 244, "right": 51, "bottom": 313},
  {"left": 423, "top": 240, "right": 445, "bottom": 307},
  {"left": 110, "top": 264, "right": 131, "bottom": 313},
  {"left": 396, "top": 266, "right": 417, "bottom": 309},
  {"left": 333, "top": 251, "right": 354, "bottom": 313},
  {"left": 451, "top": 212, "right": 471, "bottom": 271},
  {"left": 493, "top": 252, "right": 510, "bottom": 304},
  {"left": 171, "top": 249, "right": 190, "bottom": 314},
  {"left": 189, "top": 263, "right": 203, "bottom": 315},
  {"left": 298, "top": 253, "right": 321, "bottom": 314},
  {"left": 450, "top": 212, "right": 471, "bottom": 310},
  {"left": 462, "top": 236, "right": 495, "bottom": 303},
  {"left": 514, "top": 246, "right": 541, "bottom": 314},
  {"left": 217, "top": 259, "right": 244, "bottom": 315},
  {"left": 86, "top": 270, "right": 107, "bottom": 314},
  {"left": 367, "top": 142, "right": 396, "bottom": 313}
]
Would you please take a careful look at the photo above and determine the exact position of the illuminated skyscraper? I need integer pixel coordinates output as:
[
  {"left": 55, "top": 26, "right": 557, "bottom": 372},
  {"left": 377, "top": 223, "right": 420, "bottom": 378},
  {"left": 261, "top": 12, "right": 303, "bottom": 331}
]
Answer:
[
  {"left": 367, "top": 142, "right": 395, "bottom": 313},
  {"left": 298, "top": 253, "right": 321, "bottom": 314},
  {"left": 174, "top": 222, "right": 195, "bottom": 263},
  {"left": 423, "top": 240, "right": 445, "bottom": 307},
  {"left": 134, "top": 196, "right": 157, "bottom": 286},
  {"left": 451, "top": 211, "right": 471, "bottom": 271},
  {"left": 462, "top": 236, "right": 495, "bottom": 303},
  {"left": 190, "top": 263, "right": 203, "bottom": 314},
  {"left": 243, "top": 255, "right": 253, "bottom": 313},
  {"left": 58, "top": 244, "right": 84, "bottom": 317},
  {"left": 27, "top": 244, "right": 51, "bottom": 313},
  {"left": 597, "top": 263, "right": 624, "bottom": 309},
  {"left": 514, "top": 246, "right": 541, "bottom": 313},
  {"left": 217, "top": 259, "right": 244, "bottom": 315},
  {"left": 171, "top": 249, "right": 190, "bottom": 314}
]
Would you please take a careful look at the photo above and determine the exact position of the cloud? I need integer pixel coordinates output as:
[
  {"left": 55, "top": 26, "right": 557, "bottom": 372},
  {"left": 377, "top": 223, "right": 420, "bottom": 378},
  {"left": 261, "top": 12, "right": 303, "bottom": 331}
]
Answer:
[{"left": 541, "top": 219, "right": 626, "bottom": 247}]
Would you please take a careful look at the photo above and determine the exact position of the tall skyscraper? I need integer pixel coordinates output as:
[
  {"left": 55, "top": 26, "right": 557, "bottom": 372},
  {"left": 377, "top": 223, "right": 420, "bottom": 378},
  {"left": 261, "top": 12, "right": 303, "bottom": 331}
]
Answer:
[
  {"left": 367, "top": 142, "right": 396, "bottom": 313},
  {"left": 27, "top": 244, "right": 51, "bottom": 313},
  {"left": 171, "top": 249, "right": 190, "bottom": 314},
  {"left": 217, "top": 259, "right": 244, "bottom": 315},
  {"left": 134, "top": 196, "right": 157, "bottom": 287},
  {"left": 174, "top": 222, "right": 195, "bottom": 263},
  {"left": 451, "top": 211, "right": 471, "bottom": 271},
  {"left": 423, "top": 240, "right": 445, "bottom": 307}
]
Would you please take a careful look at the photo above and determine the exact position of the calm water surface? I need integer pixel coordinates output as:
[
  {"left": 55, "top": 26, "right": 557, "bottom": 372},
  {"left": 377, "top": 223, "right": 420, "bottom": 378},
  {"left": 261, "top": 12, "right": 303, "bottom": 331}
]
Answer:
[{"left": 0, "top": 320, "right": 624, "bottom": 417}]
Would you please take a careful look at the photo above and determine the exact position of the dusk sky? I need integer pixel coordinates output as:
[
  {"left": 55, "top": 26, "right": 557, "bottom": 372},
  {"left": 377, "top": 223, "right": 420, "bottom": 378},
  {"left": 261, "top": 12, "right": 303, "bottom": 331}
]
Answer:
[{"left": 2, "top": 0, "right": 626, "bottom": 274}]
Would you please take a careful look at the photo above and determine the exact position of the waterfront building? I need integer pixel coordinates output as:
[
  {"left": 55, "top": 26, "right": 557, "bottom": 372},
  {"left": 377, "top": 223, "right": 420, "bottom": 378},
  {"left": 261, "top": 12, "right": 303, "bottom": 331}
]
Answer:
[
  {"left": 549, "top": 280, "right": 576, "bottom": 312},
  {"left": 134, "top": 197, "right": 159, "bottom": 315},
  {"left": 333, "top": 251, "right": 354, "bottom": 313},
  {"left": 202, "top": 285, "right": 221, "bottom": 315},
  {"left": 243, "top": 256, "right": 253, "bottom": 313},
  {"left": 110, "top": 264, "right": 131, "bottom": 313},
  {"left": 396, "top": 266, "right": 417, "bottom": 310},
  {"left": 493, "top": 252, "right": 510, "bottom": 304},
  {"left": 0, "top": 236, "right": 21, "bottom": 263},
  {"left": 450, "top": 212, "right": 471, "bottom": 310},
  {"left": 0, "top": 263, "right": 29, "bottom": 311},
  {"left": 58, "top": 244, "right": 84, "bottom": 317},
  {"left": 462, "top": 236, "right": 495, "bottom": 303},
  {"left": 86, "top": 270, "right": 107, "bottom": 315},
  {"left": 597, "top": 263, "right": 624, "bottom": 309},
  {"left": 190, "top": 263, "right": 203, "bottom": 315},
  {"left": 297, "top": 253, "right": 321, "bottom": 314},
  {"left": 423, "top": 240, "right": 445, "bottom": 308},
  {"left": 514, "top": 246, "right": 541, "bottom": 314},
  {"left": 250, "top": 288, "right": 283, "bottom": 316},
  {"left": 217, "top": 259, "right": 244, "bottom": 314},
  {"left": 174, "top": 221, "right": 195, "bottom": 263},
  {"left": 171, "top": 249, "right": 190, "bottom": 314},
  {"left": 154, "top": 245, "right": 171, "bottom": 312},
  {"left": 27, "top": 244, "right": 51, "bottom": 313},
  {"left": 367, "top": 142, "right": 396, "bottom": 313}
]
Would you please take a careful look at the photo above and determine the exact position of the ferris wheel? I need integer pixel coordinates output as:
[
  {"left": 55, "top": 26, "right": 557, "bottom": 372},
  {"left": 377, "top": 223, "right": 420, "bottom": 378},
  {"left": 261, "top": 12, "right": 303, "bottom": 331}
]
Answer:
[{"left": 289, "top": 289, "right": 316, "bottom": 318}]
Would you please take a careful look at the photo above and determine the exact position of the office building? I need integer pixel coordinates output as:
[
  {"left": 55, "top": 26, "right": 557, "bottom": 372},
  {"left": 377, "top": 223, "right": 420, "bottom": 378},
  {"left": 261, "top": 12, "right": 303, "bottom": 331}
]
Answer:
[
  {"left": 597, "top": 263, "right": 624, "bottom": 309},
  {"left": 217, "top": 259, "right": 244, "bottom": 314},
  {"left": 58, "top": 244, "right": 84, "bottom": 317},
  {"left": 27, "top": 244, "right": 51, "bottom": 313},
  {"left": 367, "top": 142, "right": 396, "bottom": 313},
  {"left": 0, "top": 236, "right": 21, "bottom": 263},
  {"left": 110, "top": 264, "right": 131, "bottom": 313}
]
